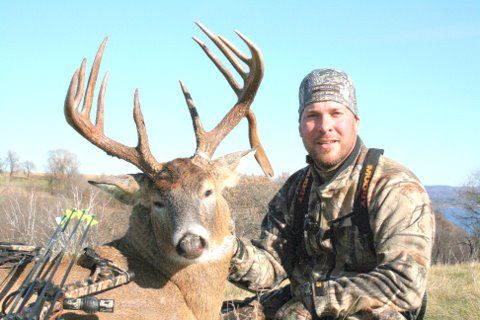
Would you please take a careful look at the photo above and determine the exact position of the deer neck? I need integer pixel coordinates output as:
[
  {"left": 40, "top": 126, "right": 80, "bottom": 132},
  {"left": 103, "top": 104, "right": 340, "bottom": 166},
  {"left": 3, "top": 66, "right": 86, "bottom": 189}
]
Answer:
[
  {"left": 116, "top": 205, "right": 233, "bottom": 318},
  {"left": 171, "top": 256, "right": 232, "bottom": 319}
]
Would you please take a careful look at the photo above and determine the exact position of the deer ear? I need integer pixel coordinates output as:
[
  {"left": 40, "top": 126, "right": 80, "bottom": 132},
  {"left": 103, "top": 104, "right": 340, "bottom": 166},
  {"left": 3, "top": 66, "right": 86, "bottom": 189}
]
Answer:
[
  {"left": 88, "top": 173, "right": 146, "bottom": 205},
  {"left": 213, "top": 149, "right": 255, "bottom": 189}
]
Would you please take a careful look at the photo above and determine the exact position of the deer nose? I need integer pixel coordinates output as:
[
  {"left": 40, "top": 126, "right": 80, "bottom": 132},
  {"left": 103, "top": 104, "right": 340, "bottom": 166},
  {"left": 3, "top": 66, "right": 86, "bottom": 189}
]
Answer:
[{"left": 176, "top": 233, "right": 207, "bottom": 259}]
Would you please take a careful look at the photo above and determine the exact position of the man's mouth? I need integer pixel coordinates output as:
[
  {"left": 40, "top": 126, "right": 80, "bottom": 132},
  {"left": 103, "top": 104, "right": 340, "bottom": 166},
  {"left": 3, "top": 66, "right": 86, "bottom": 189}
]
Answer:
[{"left": 317, "top": 139, "right": 338, "bottom": 145}]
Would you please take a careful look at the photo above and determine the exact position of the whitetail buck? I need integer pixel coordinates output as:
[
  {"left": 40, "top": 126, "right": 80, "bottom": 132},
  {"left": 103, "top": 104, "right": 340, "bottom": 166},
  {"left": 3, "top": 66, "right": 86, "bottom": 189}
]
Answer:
[{"left": 0, "top": 23, "right": 272, "bottom": 319}]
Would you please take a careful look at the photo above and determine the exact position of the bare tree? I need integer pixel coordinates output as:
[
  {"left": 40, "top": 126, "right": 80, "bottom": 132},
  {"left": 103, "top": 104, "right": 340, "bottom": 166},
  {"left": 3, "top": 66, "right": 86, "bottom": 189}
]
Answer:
[
  {"left": 432, "top": 212, "right": 478, "bottom": 263},
  {"left": 459, "top": 170, "right": 480, "bottom": 238},
  {"left": 21, "top": 161, "right": 36, "bottom": 178},
  {"left": 0, "top": 156, "right": 6, "bottom": 174},
  {"left": 6, "top": 150, "right": 20, "bottom": 177},
  {"left": 453, "top": 170, "right": 480, "bottom": 261},
  {"left": 46, "top": 149, "right": 80, "bottom": 192}
]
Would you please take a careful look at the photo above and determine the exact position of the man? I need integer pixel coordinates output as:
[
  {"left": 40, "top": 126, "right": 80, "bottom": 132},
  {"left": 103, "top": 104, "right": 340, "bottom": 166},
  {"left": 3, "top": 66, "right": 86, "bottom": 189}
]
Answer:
[{"left": 226, "top": 69, "right": 435, "bottom": 320}]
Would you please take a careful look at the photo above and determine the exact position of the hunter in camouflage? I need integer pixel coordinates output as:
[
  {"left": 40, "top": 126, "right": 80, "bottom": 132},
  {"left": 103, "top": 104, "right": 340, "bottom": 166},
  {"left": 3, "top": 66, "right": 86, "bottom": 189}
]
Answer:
[{"left": 226, "top": 69, "right": 435, "bottom": 320}]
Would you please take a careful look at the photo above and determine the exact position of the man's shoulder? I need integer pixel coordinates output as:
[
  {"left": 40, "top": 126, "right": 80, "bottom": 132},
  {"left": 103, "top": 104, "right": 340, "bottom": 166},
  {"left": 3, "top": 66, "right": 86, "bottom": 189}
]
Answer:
[
  {"left": 283, "top": 165, "right": 312, "bottom": 186},
  {"left": 378, "top": 155, "right": 421, "bottom": 183},
  {"left": 288, "top": 166, "right": 311, "bottom": 181},
  {"left": 373, "top": 154, "right": 428, "bottom": 197},
  {"left": 276, "top": 166, "right": 311, "bottom": 199}
]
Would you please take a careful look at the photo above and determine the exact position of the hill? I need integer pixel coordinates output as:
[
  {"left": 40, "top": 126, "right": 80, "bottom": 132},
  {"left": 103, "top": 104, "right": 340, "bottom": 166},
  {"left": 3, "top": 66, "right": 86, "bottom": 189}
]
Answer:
[
  {"left": 425, "top": 185, "right": 471, "bottom": 231},
  {"left": 425, "top": 185, "right": 462, "bottom": 207}
]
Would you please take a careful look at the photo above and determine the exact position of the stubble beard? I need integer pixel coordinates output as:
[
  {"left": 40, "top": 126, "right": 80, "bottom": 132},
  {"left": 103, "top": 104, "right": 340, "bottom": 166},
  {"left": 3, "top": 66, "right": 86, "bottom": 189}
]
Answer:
[
  {"left": 312, "top": 151, "right": 344, "bottom": 171},
  {"left": 308, "top": 140, "right": 353, "bottom": 171}
]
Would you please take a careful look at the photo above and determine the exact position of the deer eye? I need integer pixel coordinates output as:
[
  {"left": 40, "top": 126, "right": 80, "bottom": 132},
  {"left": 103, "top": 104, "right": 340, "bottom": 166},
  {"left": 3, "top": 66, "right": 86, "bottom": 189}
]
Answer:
[
  {"left": 153, "top": 201, "right": 165, "bottom": 210},
  {"left": 204, "top": 189, "right": 213, "bottom": 198}
]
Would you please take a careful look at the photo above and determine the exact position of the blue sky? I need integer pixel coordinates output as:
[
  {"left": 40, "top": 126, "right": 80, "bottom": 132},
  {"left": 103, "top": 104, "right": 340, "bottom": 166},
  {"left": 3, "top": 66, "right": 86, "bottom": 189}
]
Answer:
[{"left": 1, "top": 1, "right": 479, "bottom": 186}]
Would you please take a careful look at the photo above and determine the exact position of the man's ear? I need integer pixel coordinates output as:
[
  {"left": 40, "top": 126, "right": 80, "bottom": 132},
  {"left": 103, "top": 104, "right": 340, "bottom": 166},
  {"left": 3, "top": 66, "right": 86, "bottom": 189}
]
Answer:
[
  {"left": 212, "top": 149, "right": 256, "bottom": 189},
  {"left": 354, "top": 115, "right": 360, "bottom": 133},
  {"left": 88, "top": 173, "right": 147, "bottom": 205}
]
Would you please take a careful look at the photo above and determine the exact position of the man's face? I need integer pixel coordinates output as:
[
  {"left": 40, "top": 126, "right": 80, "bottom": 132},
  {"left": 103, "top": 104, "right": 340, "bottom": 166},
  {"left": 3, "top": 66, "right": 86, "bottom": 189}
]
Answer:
[{"left": 299, "top": 101, "right": 359, "bottom": 170}]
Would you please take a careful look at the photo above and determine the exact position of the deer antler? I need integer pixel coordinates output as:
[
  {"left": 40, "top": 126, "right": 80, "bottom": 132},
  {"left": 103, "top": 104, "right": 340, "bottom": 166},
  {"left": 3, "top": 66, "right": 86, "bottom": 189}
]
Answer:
[
  {"left": 180, "top": 23, "right": 274, "bottom": 177},
  {"left": 64, "top": 38, "right": 164, "bottom": 177}
]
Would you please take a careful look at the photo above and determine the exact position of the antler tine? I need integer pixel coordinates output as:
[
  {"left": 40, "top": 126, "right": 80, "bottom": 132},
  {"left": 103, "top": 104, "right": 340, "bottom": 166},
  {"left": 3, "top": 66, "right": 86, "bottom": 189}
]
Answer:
[
  {"left": 218, "top": 35, "right": 249, "bottom": 64},
  {"left": 65, "top": 59, "right": 86, "bottom": 120},
  {"left": 133, "top": 89, "right": 159, "bottom": 168},
  {"left": 194, "top": 22, "right": 243, "bottom": 93},
  {"left": 192, "top": 36, "right": 242, "bottom": 95},
  {"left": 179, "top": 81, "right": 206, "bottom": 155},
  {"left": 81, "top": 38, "right": 107, "bottom": 119},
  {"left": 217, "top": 36, "right": 247, "bottom": 79},
  {"left": 245, "top": 110, "right": 274, "bottom": 177},
  {"left": 195, "top": 23, "right": 247, "bottom": 79},
  {"left": 232, "top": 30, "right": 264, "bottom": 99},
  {"left": 95, "top": 71, "right": 109, "bottom": 132},
  {"left": 64, "top": 38, "right": 163, "bottom": 176}
]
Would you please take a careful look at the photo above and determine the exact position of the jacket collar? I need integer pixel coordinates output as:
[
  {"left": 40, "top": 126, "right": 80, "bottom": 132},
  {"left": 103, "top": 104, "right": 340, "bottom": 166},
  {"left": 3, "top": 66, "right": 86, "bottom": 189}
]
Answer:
[{"left": 306, "top": 136, "right": 364, "bottom": 191}]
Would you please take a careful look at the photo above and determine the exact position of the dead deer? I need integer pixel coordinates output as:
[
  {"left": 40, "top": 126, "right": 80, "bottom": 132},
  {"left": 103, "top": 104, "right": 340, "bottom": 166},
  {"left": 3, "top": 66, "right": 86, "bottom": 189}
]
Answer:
[{"left": 0, "top": 23, "right": 272, "bottom": 319}]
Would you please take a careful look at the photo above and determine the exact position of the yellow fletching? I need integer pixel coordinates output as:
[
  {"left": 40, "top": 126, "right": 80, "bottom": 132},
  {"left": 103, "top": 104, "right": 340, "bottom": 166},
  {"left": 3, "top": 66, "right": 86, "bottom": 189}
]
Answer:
[
  {"left": 63, "top": 209, "right": 98, "bottom": 226},
  {"left": 83, "top": 214, "right": 99, "bottom": 226}
]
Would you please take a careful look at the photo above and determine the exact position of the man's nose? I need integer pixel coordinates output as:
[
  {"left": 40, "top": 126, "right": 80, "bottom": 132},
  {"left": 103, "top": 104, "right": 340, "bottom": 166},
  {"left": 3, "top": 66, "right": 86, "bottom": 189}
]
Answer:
[{"left": 318, "top": 115, "right": 334, "bottom": 133}]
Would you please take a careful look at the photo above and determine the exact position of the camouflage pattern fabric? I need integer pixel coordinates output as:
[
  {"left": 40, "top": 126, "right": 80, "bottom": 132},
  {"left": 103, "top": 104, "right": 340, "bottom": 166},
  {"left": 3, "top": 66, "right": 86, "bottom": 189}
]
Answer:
[
  {"left": 221, "top": 286, "right": 410, "bottom": 320},
  {"left": 222, "top": 285, "right": 292, "bottom": 320},
  {"left": 64, "top": 272, "right": 134, "bottom": 299},
  {"left": 229, "top": 140, "right": 435, "bottom": 319},
  {"left": 274, "top": 298, "right": 312, "bottom": 320},
  {"left": 298, "top": 68, "right": 358, "bottom": 117}
]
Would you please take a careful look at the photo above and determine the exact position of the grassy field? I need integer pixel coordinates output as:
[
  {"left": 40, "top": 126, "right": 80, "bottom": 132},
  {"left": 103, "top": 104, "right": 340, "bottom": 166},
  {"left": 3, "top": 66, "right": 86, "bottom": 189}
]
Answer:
[{"left": 425, "top": 262, "right": 480, "bottom": 320}]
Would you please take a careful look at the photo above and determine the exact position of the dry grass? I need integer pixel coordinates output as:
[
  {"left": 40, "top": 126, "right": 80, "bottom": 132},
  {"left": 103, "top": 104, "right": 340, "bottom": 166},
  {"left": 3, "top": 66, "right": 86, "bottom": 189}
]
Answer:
[
  {"left": 425, "top": 262, "right": 480, "bottom": 320},
  {"left": 0, "top": 174, "right": 130, "bottom": 250},
  {"left": 224, "top": 175, "right": 283, "bottom": 240}
]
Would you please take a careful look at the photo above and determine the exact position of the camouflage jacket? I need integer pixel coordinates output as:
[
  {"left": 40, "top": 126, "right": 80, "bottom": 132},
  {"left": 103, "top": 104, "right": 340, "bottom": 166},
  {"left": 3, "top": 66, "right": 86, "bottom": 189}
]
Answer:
[{"left": 229, "top": 139, "right": 435, "bottom": 318}]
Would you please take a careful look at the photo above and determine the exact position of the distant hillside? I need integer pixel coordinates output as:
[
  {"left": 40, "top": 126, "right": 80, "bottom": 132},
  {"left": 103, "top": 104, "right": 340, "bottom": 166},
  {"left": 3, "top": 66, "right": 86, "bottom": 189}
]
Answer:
[
  {"left": 425, "top": 185, "right": 462, "bottom": 207},
  {"left": 425, "top": 185, "right": 472, "bottom": 231}
]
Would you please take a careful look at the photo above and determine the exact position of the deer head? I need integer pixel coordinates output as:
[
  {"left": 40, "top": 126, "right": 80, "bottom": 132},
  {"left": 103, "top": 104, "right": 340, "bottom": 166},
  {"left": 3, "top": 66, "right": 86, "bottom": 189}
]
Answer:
[{"left": 64, "top": 23, "right": 273, "bottom": 263}]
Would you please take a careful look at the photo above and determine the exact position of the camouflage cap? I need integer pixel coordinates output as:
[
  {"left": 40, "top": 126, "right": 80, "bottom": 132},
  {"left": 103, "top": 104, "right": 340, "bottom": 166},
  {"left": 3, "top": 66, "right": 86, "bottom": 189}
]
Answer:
[{"left": 298, "top": 68, "right": 358, "bottom": 118}]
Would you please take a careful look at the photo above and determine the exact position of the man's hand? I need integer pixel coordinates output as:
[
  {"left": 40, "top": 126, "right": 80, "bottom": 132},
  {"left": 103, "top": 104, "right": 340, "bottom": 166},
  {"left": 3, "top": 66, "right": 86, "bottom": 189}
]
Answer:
[{"left": 232, "top": 237, "right": 246, "bottom": 261}]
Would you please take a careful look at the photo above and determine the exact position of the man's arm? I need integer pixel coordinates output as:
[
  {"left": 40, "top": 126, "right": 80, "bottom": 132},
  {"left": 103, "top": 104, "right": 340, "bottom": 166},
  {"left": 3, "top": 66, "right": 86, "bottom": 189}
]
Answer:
[
  {"left": 229, "top": 169, "right": 307, "bottom": 292},
  {"left": 315, "top": 180, "right": 435, "bottom": 318}
]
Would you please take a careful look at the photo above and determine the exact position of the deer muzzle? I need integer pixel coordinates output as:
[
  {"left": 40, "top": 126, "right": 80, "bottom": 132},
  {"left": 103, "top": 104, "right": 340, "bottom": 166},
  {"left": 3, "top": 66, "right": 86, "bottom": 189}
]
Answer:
[{"left": 176, "top": 233, "right": 207, "bottom": 259}]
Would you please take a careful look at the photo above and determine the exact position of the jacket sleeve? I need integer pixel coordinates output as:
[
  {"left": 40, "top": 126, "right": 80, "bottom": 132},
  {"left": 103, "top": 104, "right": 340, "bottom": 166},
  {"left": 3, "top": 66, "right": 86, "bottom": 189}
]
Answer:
[
  {"left": 229, "top": 169, "right": 307, "bottom": 292},
  {"left": 316, "top": 180, "right": 435, "bottom": 318}
]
